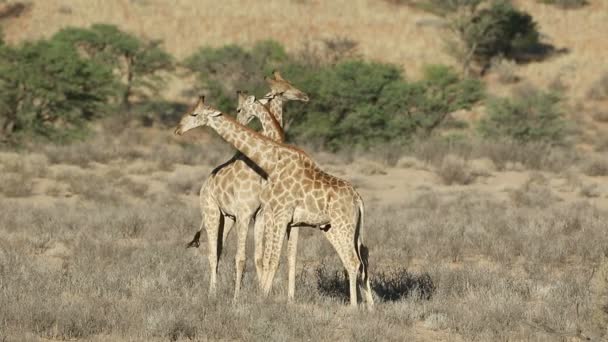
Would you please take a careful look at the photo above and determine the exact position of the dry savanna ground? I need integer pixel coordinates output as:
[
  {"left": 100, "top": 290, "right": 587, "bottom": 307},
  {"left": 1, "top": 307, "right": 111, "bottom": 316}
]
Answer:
[
  {"left": 2, "top": 0, "right": 608, "bottom": 341},
  {"left": 1, "top": 127, "right": 608, "bottom": 341}
]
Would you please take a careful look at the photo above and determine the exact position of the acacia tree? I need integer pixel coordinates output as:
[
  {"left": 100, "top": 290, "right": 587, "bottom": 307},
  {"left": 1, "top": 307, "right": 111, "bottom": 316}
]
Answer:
[
  {"left": 408, "top": 0, "right": 541, "bottom": 75},
  {"left": 0, "top": 39, "right": 115, "bottom": 141},
  {"left": 53, "top": 24, "right": 173, "bottom": 109}
]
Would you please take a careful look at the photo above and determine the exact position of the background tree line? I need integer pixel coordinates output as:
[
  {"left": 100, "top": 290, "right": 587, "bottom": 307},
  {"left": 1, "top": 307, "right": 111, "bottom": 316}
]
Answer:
[{"left": 0, "top": 0, "right": 570, "bottom": 148}]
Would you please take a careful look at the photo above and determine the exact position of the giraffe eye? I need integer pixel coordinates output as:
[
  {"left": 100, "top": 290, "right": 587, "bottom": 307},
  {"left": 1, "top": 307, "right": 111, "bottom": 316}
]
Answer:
[{"left": 189, "top": 112, "right": 197, "bottom": 117}]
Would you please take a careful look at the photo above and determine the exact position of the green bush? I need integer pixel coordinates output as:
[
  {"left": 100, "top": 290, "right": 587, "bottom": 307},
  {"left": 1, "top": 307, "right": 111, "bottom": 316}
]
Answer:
[
  {"left": 183, "top": 40, "right": 287, "bottom": 113},
  {"left": 285, "top": 63, "right": 482, "bottom": 149},
  {"left": 184, "top": 41, "right": 483, "bottom": 150},
  {"left": 0, "top": 39, "right": 115, "bottom": 141},
  {"left": 455, "top": 1, "right": 541, "bottom": 72},
  {"left": 53, "top": 24, "right": 173, "bottom": 108},
  {"left": 478, "top": 88, "right": 567, "bottom": 144}
]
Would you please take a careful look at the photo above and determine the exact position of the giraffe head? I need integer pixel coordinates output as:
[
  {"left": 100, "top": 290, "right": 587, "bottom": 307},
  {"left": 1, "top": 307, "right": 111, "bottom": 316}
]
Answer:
[
  {"left": 264, "top": 70, "right": 309, "bottom": 102},
  {"left": 174, "top": 95, "right": 222, "bottom": 135},
  {"left": 236, "top": 90, "right": 255, "bottom": 125},
  {"left": 236, "top": 91, "right": 268, "bottom": 124}
]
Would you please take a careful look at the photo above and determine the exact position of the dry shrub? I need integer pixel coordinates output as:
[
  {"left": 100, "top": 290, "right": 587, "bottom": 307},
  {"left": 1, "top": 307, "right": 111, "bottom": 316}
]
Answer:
[
  {"left": 587, "top": 72, "right": 608, "bottom": 100},
  {"left": 583, "top": 156, "right": 608, "bottom": 177},
  {"left": 579, "top": 183, "right": 600, "bottom": 198},
  {"left": 167, "top": 169, "right": 204, "bottom": 195},
  {"left": 0, "top": 172, "right": 34, "bottom": 197},
  {"left": 491, "top": 57, "right": 519, "bottom": 84},
  {"left": 592, "top": 111, "right": 608, "bottom": 123},
  {"left": 356, "top": 160, "right": 388, "bottom": 176},
  {"left": 511, "top": 173, "right": 558, "bottom": 207},
  {"left": 437, "top": 155, "right": 475, "bottom": 185}
]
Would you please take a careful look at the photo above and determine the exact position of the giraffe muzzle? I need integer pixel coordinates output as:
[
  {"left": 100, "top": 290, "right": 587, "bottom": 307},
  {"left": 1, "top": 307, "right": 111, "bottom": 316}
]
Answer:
[{"left": 174, "top": 126, "right": 183, "bottom": 136}]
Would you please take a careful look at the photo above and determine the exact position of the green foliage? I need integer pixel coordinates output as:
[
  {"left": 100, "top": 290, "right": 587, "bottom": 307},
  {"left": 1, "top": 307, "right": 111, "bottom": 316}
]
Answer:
[
  {"left": 478, "top": 88, "right": 567, "bottom": 144},
  {"left": 184, "top": 39, "right": 483, "bottom": 150},
  {"left": 451, "top": 0, "right": 541, "bottom": 72},
  {"left": 53, "top": 24, "right": 173, "bottom": 107},
  {"left": 183, "top": 40, "right": 287, "bottom": 113},
  {"left": 0, "top": 39, "right": 115, "bottom": 141},
  {"left": 285, "top": 62, "right": 483, "bottom": 149}
]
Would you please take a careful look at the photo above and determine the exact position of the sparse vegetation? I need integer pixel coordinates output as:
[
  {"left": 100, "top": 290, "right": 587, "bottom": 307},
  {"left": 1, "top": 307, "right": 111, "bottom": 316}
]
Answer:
[
  {"left": 1, "top": 1, "right": 608, "bottom": 340},
  {"left": 587, "top": 72, "right": 608, "bottom": 101},
  {"left": 410, "top": 0, "right": 544, "bottom": 75},
  {"left": 436, "top": 154, "right": 475, "bottom": 185},
  {"left": 478, "top": 87, "right": 568, "bottom": 144},
  {"left": 582, "top": 156, "right": 608, "bottom": 177},
  {"left": 537, "top": 0, "right": 588, "bottom": 9}
]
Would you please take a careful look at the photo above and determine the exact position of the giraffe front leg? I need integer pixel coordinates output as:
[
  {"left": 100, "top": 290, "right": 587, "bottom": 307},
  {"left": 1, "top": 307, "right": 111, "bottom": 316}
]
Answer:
[
  {"left": 253, "top": 208, "right": 266, "bottom": 287},
  {"left": 203, "top": 206, "right": 222, "bottom": 298},
  {"left": 260, "top": 207, "right": 276, "bottom": 294},
  {"left": 262, "top": 210, "right": 291, "bottom": 297},
  {"left": 286, "top": 226, "right": 299, "bottom": 302},
  {"left": 232, "top": 216, "right": 250, "bottom": 302}
]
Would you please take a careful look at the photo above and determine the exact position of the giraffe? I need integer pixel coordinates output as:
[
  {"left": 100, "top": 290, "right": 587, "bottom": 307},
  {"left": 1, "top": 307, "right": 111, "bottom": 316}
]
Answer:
[
  {"left": 175, "top": 96, "right": 374, "bottom": 308},
  {"left": 186, "top": 73, "right": 308, "bottom": 300}
]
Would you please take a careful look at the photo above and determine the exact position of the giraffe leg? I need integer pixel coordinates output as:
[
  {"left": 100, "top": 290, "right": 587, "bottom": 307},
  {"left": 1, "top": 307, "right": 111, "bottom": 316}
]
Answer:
[
  {"left": 359, "top": 242, "right": 374, "bottom": 308},
  {"left": 260, "top": 207, "right": 275, "bottom": 290},
  {"left": 253, "top": 208, "right": 265, "bottom": 287},
  {"left": 203, "top": 203, "right": 222, "bottom": 298},
  {"left": 261, "top": 208, "right": 291, "bottom": 296},
  {"left": 286, "top": 226, "right": 299, "bottom": 302},
  {"left": 232, "top": 215, "right": 250, "bottom": 301},
  {"left": 324, "top": 225, "right": 361, "bottom": 307},
  {"left": 222, "top": 215, "right": 236, "bottom": 247}
]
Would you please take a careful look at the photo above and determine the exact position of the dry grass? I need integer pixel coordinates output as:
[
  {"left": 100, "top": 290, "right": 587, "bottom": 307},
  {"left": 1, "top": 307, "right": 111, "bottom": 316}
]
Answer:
[
  {"left": 582, "top": 155, "right": 608, "bottom": 177},
  {"left": 436, "top": 155, "right": 475, "bottom": 186},
  {"left": 1, "top": 141, "right": 607, "bottom": 341},
  {"left": 511, "top": 173, "right": 559, "bottom": 208}
]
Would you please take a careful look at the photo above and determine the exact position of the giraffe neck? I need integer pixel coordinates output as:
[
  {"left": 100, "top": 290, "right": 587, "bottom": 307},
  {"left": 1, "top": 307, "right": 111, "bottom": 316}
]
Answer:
[
  {"left": 256, "top": 104, "right": 285, "bottom": 143},
  {"left": 262, "top": 92, "right": 284, "bottom": 127},
  {"left": 208, "top": 113, "right": 277, "bottom": 173}
]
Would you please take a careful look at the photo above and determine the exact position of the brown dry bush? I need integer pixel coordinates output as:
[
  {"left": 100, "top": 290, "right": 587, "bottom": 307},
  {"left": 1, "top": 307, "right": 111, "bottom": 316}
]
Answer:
[
  {"left": 436, "top": 154, "right": 475, "bottom": 185},
  {"left": 591, "top": 110, "right": 608, "bottom": 123},
  {"left": 511, "top": 173, "right": 559, "bottom": 208},
  {"left": 587, "top": 72, "right": 608, "bottom": 100},
  {"left": 583, "top": 156, "right": 608, "bottom": 177}
]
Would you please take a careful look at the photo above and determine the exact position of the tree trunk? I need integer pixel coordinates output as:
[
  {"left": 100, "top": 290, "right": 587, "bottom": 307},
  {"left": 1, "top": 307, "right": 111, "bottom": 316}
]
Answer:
[{"left": 122, "top": 54, "right": 134, "bottom": 110}]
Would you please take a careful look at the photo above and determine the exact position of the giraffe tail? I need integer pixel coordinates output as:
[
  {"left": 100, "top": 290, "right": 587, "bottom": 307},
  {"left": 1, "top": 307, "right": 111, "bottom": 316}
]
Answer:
[
  {"left": 355, "top": 197, "right": 369, "bottom": 284},
  {"left": 186, "top": 230, "right": 201, "bottom": 249}
]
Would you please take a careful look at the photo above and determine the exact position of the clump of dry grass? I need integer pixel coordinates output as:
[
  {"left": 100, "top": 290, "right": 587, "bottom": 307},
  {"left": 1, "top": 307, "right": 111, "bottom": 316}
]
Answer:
[
  {"left": 436, "top": 155, "right": 475, "bottom": 185},
  {"left": 587, "top": 72, "right": 608, "bottom": 100},
  {"left": 583, "top": 156, "right": 608, "bottom": 177},
  {"left": 592, "top": 110, "right": 608, "bottom": 123},
  {"left": 491, "top": 57, "right": 520, "bottom": 84},
  {"left": 0, "top": 172, "right": 34, "bottom": 197},
  {"left": 511, "top": 173, "right": 559, "bottom": 208},
  {"left": 0, "top": 152, "right": 49, "bottom": 197},
  {"left": 167, "top": 169, "right": 205, "bottom": 195}
]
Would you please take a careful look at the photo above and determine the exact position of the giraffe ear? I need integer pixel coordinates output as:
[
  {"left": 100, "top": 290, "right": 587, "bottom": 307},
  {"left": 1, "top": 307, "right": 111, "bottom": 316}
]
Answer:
[
  {"left": 198, "top": 95, "right": 205, "bottom": 104},
  {"left": 272, "top": 70, "right": 284, "bottom": 81},
  {"left": 245, "top": 95, "right": 256, "bottom": 105},
  {"left": 236, "top": 90, "right": 248, "bottom": 105}
]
